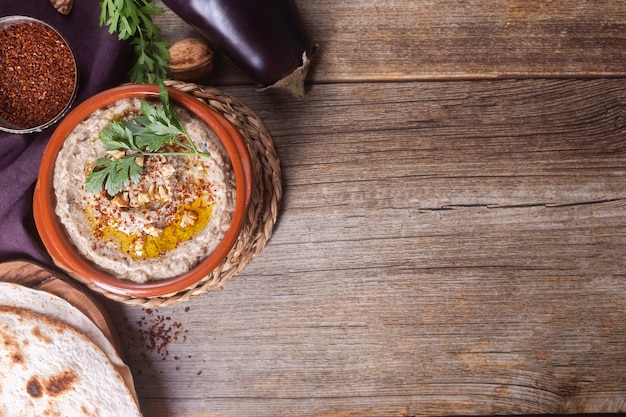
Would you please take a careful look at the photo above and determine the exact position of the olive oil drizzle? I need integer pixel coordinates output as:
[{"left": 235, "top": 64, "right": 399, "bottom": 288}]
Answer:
[{"left": 86, "top": 197, "right": 213, "bottom": 260}]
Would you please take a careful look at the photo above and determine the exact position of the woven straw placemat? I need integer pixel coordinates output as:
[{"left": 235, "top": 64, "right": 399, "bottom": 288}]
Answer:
[{"left": 99, "top": 81, "right": 281, "bottom": 307}]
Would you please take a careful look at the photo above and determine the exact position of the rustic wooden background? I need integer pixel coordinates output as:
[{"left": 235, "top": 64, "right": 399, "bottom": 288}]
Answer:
[{"left": 103, "top": 1, "right": 626, "bottom": 416}]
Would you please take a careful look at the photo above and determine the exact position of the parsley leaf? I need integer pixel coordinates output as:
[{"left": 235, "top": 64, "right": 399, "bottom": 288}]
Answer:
[
  {"left": 100, "top": 123, "right": 137, "bottom": 151},
  {"left": 99, "top": 0, "right": 169, "bottom": 84},
  {"left": 86, "top": 85, "right": 211, "bottom": 196},
  {"left": 85, "top": 157, "right": 143, "bottom": 196}
]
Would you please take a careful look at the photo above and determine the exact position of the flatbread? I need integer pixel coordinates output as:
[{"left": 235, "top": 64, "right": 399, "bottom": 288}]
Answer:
[
  {"left": 0, "top": 281, "right": 137, "bottom": 402},
  {"left": 0, "top": 306, "right": 142, "bottom": 416}
]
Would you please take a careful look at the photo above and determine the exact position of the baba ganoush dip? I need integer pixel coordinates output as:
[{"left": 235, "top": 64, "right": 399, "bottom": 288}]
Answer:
[{"left": 53, "top": 97, "right": 235, "bottom": 283}]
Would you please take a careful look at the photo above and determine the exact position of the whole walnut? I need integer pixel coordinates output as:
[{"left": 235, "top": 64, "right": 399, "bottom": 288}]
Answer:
[{"left": 168, "top": 38, "right": 215, "bottom": 81}]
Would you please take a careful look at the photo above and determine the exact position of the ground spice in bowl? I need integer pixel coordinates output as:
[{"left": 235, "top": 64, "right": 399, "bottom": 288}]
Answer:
[{"left": 0, "top": 16, "right": 78, "bottom": 133}]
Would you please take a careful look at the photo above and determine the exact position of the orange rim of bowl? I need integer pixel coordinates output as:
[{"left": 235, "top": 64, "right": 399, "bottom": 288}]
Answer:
[{"left": 33, "top": 84, "right": 253, "bottom": 298}]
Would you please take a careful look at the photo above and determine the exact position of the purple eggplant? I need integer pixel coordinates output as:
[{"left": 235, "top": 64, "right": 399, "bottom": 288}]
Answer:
[{"left": 161, "top": 0, "right": 314, "bottom": 98}]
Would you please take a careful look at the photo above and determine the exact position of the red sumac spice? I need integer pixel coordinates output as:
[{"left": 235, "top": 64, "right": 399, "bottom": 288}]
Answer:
[{"left": 0, "top": 21, "right": 77, "bottom": 129}]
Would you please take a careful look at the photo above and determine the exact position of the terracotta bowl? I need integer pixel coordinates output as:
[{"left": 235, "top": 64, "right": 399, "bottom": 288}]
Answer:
[
  {"left": 0, "top": 16, "right": 78, "bottom": 134},
  {"left": 33, "top": 84, "right": 253, "bottom": 298}
]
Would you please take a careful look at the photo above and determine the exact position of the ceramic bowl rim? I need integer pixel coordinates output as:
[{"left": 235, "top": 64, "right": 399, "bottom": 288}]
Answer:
[{"left": 33, "top": 84, "right": 253, "bottom": 298}]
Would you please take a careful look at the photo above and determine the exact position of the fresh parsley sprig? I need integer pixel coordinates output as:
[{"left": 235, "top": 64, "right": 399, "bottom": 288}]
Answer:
[
  {"left": 99, "top": 0, "right": 170, "bottom": 84},
  {"left": 86, "top": 85, "right": 211, "bottom": 196}
]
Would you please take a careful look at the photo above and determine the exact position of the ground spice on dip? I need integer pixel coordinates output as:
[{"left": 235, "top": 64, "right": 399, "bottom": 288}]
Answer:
[{"left": 0, "top": 21, "right": 76, "bottom": 128}]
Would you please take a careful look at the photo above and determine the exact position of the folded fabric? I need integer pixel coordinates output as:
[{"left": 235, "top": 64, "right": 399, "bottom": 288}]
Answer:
[{"left": 0, "top": 2, "right": 133, "bottom": 266}]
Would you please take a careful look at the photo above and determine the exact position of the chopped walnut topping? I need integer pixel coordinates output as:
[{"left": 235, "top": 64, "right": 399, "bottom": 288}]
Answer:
[
  {"left": 106, "top": 150, "right": 126, "bottom": 160},
  {"left": 111, "top": 192, "right": 130, "bottom": 208},
  {"left": 180, "top": 210, "right": 199, "bottom": 228},
  {"left": 143, "top": 223, "right": 161, "bottom": 237},
  {"left": 135, "top": 235, "right": 146, "bottom": 256},
  {"left": 159, "top": 163, "right": 176, "bottom": 177},
  {"left": 158, "top": 185, "right": 172, "bottom": 202},
  {"left": 135, "top": 156, "right": 145, "bottom": 167},
  {"left": 135, "top": 192, "right": 150, "bottom": 206}
]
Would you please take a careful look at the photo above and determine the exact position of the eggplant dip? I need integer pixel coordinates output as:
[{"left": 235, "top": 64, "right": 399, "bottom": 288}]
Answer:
[{"left": 53, "top": 97, "right": 235, "bottom": 283}]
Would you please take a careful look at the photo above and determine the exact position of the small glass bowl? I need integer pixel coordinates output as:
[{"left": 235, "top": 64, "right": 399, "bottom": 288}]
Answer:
[{"left": 0, "top": 16, "right": 79, "bottom": 134}]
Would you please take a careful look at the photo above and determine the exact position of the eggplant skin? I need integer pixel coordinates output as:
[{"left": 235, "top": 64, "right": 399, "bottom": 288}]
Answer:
[{"left": 162, "top": 0, "right": 313, "bottom": 87}]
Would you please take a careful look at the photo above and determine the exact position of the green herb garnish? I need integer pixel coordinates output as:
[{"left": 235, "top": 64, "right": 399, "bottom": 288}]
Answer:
[
  {"left": 86, "top": 84, "right": 210, "bottom": 196},
  {"left": 99, "top": 0, "right": 170, "bottom": 84}
]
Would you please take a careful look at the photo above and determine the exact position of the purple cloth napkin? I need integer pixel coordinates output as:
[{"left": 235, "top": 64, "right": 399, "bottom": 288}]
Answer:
[{"left": 0, "top": 2, "right": 133, "bottom": 266}]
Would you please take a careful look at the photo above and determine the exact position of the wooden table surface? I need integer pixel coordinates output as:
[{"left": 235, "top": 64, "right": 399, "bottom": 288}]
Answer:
[{"left": 104, "top": 1, "right": 626, "bottom": 416}]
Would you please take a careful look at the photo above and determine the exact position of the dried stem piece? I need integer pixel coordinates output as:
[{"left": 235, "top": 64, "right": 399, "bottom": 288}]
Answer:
[{"left": 50, "top": 0, "right": 74, "bottom": 15}]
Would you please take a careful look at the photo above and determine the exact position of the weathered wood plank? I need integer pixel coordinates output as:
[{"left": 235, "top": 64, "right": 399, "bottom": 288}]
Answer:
[
  {"left": 154, "top": 0, "right": 626, "bottom": 84},
  {"left": 108, "top": 79, "right": 626, "bottom": 416}
]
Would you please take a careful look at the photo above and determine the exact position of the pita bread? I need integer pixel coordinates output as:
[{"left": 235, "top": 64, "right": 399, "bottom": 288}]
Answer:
[
  {"left": 0, "top": 282, "right": 137, "bottom": 402},
  {"left": 0, "top": 306, "right": 142, "bottom": 416}
]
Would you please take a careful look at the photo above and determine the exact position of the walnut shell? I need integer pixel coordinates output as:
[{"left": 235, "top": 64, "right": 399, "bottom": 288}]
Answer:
[{"left": 168, "top": 38, "right": 215, "bottom": 81}]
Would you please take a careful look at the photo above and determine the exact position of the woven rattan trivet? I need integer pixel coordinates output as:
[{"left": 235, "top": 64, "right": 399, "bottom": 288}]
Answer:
[{"left": 97, "top": 81, "right": 282, "bottom": 308}]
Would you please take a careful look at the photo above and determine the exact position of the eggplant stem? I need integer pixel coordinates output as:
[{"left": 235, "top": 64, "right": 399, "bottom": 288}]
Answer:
[{"left": 261, "top": 50, "right": 313, "bottom": 99}]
